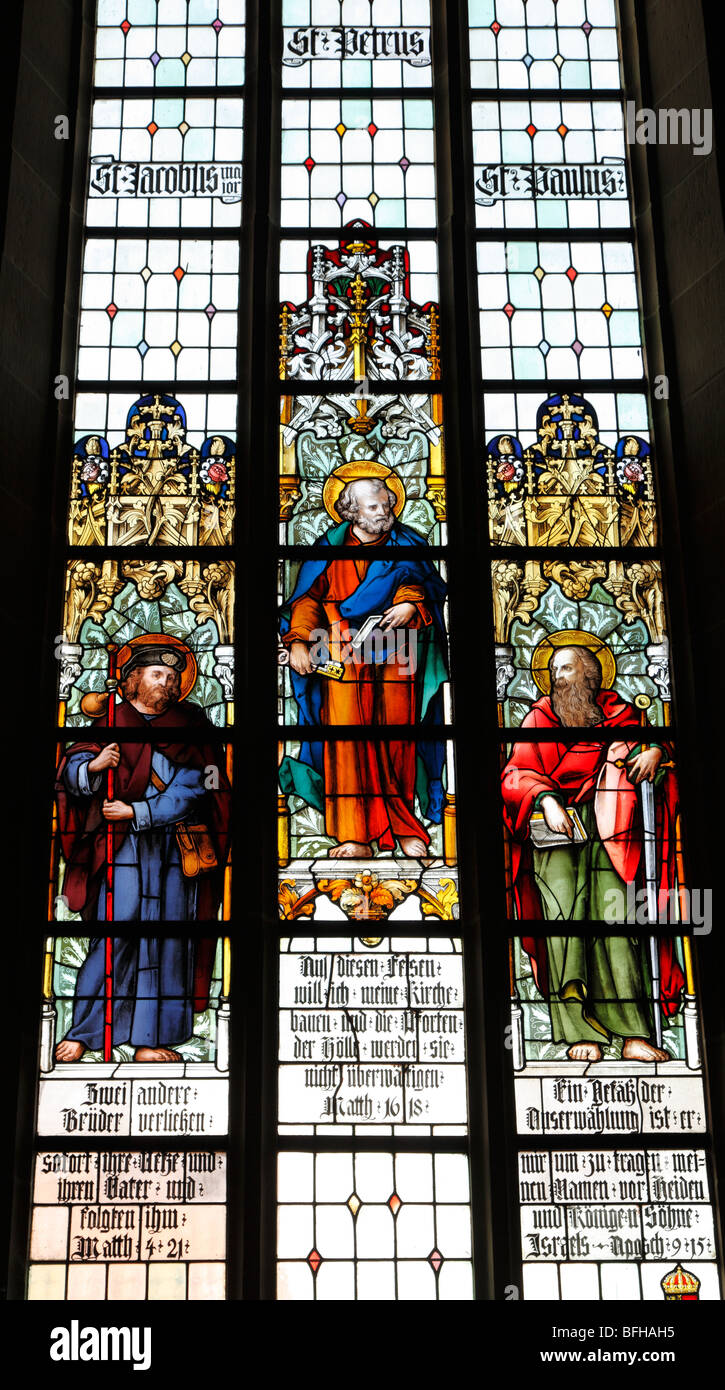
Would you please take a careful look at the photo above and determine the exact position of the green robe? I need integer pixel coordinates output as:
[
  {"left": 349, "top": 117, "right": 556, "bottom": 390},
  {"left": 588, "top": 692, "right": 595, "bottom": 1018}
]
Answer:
[
  {"left": 545, "top": 936, "right": 653, "bottom": 1045},
  {"left": 532, "top": 804, "right": 653, "bottom": 1043}
]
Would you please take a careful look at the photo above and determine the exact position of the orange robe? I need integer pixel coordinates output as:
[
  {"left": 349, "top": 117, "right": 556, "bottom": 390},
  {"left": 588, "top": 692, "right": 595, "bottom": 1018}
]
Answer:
[{"left": 284, "top": 531, "right": 432, "bottom": 850}]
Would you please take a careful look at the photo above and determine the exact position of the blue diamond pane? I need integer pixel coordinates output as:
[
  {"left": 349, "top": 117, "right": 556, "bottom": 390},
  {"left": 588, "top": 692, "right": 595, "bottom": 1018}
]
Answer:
[
  {"left": 138, "top": 340, "right": 149, "bottom": 357},
  {"left": 539, "top": 340, "right": 550, "bottom": 356},
  {"left": 150, "top": 51, "right": 160, "bottom": 66},
  {"left": 523, "top": 54, "right": 533, "bottom": 68},
  {"left": 336, "top": 192, "right": 347, "bottom": 206},
  {"left": 205, "top": 303, "right": 216, "bottom": 319}
]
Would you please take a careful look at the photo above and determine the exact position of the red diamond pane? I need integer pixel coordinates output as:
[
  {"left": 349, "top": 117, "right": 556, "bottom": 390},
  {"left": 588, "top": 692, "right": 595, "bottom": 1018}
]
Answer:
[
  {"left": 368, "top": 123, "right": 378, "bottom": 137},
  {"left": 526, "top": 123, "right": 537, "bottom": 138},
  {"left": 428, "top": 1248, "right": 444, "bottom": 1273},
  {"left": 173, "top": 266, "right": 185, "bottom": 282},
  {"left": 558, "top": 124, "right": 569, "bottom": 138},
  {"left": 106, "top": 303, "right": 118, "bottom": 319},
  {"left": 566, "top": 266, "right": 577, "bottom": 281},
  {"left": 491, "top": 20, "right": 501, "bottom": 35},
  {"left": 304, "top": 157, "right": 315, "bottom": 171},
  {"left": 120, "top": 19, "right": 131, "bottom": 34},
  {"left": 388, "top": 1193, "right": 402, "bottom": 1216},
  {"left": 307, "top": 1248, "right": 322, "bottom": 1274},
  {"left": 147, "top": 122, "right": 158, "bottom": 135},
  {"left": 503, "top": 302, "right": 515, "bottom": 319}
]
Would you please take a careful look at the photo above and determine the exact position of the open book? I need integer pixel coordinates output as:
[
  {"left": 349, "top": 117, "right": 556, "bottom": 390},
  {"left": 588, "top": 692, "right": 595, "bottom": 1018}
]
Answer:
[
  {"left": 528, "top": 805, "right": 587, "bottom": 849},
  {"left": 350, "top": 614, "right": 386, "bottom": 649}
]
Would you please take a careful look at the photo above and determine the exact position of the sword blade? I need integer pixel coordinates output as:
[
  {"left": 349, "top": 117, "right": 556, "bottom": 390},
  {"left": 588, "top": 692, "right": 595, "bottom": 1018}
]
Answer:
[
  {"left": 641, "top": 777, "right": 658, "bottom": 923},
  {"left": 640, "top": 778, "right": 662, "bottom": 1045}
]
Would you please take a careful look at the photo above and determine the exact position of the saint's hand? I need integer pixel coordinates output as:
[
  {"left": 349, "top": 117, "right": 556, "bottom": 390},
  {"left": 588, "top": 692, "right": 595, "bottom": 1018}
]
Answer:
[
  {"left": 88, "top": 743, "right": 120, "bottom": 773},
  {"left": 540, "top": 795, "right": 573, "bottom": 838},
  {"left": 102, "top": 799, "right": 134, "bottom": 821},
  {"left": 626, "top": 747, "right": 663, "bottom": 784},
  {"left": 380, "top": 602, "right": 417, "bottom": 631},
  {"left": 289, "top": 640, "right": 315, "bottom": 676}
]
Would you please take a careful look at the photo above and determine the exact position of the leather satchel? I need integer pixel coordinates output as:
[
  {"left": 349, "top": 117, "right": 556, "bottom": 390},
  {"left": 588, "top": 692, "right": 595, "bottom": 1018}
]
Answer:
[
  {"left": 175, "top": 823, "right": 218, "bottom": 877},
  {"left": 149, "top": 767, "right": 218, "bottom": 877}
]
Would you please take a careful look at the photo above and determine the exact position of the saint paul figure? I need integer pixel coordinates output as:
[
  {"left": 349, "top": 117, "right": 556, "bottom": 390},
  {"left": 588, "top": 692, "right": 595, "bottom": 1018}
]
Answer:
[{"left": 502, "top": 634, "right": 684, "bottom": 1061}]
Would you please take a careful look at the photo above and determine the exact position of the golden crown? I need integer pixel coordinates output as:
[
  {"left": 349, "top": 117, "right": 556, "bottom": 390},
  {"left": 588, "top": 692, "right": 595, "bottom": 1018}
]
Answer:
[{"left": 660, "top": 1264, "right": 701, "bottom": 1299}]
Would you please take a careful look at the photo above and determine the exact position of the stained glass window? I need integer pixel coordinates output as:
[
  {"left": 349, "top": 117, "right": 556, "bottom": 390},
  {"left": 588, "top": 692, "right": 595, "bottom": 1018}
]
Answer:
[
  {"left": 465, "top": 0, "right": 722, "bottom": 1302},
  {"left": 15, "top": 0, "right": 724, "bottom": 1318},
  {"left": 27, "top": 0, "right": 244, "bottom": 1304}
]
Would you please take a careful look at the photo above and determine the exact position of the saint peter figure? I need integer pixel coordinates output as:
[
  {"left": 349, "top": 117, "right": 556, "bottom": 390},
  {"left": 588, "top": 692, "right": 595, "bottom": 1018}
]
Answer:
[{"left": 279, "top": 463, "right": 447, "bottom": 859}]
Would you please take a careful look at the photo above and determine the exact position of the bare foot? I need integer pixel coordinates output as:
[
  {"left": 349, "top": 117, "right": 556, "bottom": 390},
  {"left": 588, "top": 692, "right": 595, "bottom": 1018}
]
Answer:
[
  {"left": 397, "top": 836, "right": 430, "bottom": 859},
  {"left": 329, "top": 841, "right": 373, "bottom": 859},
  {"left": 567, "top": 1042, "right": 603, "bottom": 1062},
  {"left": 55, "top": 1039, "right": 86, "bottom": 1063},
  {"left": 134, "top": 1047, "right": 183, "bottom": 1062},
  {"left": 622, "top": 1037, "right": 669, "bottom": 1062}
]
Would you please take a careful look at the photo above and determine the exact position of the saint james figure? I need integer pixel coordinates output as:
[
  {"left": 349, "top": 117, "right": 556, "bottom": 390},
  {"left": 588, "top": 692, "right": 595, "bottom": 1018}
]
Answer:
[{"left": 54, "top": 635, "right": 231, "bottom": 1065}]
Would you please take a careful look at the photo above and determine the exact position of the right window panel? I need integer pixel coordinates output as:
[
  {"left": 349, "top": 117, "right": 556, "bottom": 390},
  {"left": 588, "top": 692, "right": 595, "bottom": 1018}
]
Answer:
[{"left": 466, "top": 0, "right": 722, "bottom": 1300}]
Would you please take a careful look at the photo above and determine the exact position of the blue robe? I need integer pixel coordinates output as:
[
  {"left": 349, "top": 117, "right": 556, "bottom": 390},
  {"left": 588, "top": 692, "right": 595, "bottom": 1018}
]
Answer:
[
  {"left": 63, "top": 745, "right": 206, "bottom": 921},
  {"left": 65, "top": 938, "right": 196, "bottom": 1052}
]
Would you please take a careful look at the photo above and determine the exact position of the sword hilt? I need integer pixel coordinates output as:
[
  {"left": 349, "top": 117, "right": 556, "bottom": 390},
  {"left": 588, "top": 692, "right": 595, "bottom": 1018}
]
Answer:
[{"left": 614, "top": 757, "right": 675, "bottom": 770}]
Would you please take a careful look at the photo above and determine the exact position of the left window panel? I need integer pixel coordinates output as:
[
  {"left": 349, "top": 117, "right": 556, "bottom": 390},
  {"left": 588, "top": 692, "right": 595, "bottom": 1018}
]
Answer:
[{"left": 28, "top": 0, "right": 245, "bottom": 1301}]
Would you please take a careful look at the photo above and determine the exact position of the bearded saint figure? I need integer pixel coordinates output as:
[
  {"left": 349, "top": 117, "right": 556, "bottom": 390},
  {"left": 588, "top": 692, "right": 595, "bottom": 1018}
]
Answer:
[
  {"left": 279, "top": 468, "right": 448, "bottom": 859},
  {"left": 54, "top": 638, "right": 230, "bottom": 1064},
  {"left": 501, "top": 641, "right": 684, "bottom": 1062}
]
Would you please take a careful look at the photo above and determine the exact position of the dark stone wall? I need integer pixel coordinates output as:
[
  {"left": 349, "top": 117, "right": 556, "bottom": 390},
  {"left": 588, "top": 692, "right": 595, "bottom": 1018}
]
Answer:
[
  {"left": 628, "top": 0, "right": 725, "bottom": 1242},
  {"left": 1, "top": 0, "right": 84, "bottom": 638},
  {"left": 0, "top": 0, "right": 91, "bottom": 1299}
]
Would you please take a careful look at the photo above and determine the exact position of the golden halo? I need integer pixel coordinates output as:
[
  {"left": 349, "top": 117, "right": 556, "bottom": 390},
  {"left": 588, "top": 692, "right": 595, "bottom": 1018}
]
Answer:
[
  {"left": 115, "top": 632, "right": 198, "bottom": 701},
  {"left": 322, "top": 460, "right": 406, "bottom": 521},
  {"left": 531, "top": 629, "right": 616, "bottom": 695}
]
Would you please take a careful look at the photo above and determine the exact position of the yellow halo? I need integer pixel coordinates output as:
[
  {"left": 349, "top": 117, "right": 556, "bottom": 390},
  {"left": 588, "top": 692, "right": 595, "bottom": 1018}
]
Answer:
[
  {"left": 322, "top": 459, "right": 406, "bottom": 521},
  {"left": 531, "top": 629, "right": 616, "bottom": 695}
]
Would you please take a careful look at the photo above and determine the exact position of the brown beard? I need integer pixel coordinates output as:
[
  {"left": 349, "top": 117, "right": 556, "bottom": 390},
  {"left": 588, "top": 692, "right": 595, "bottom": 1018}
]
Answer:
[
  {"left": 551, "top": 675, "right": 603, "bottom": 727},
  {"left": 121, "top": 668, "right": 181, "bottom": 714}
]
